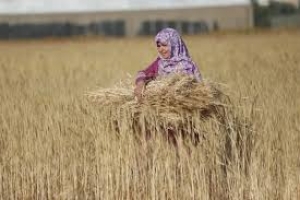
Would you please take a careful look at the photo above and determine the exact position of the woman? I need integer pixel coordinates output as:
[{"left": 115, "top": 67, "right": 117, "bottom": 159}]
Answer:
[{"left": 134, "top": 27, "right": 202, "bottom": 101}]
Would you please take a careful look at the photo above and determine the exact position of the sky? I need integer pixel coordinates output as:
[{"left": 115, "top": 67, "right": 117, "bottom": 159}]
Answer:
[{"left": 0, "top": 0, "right": 253, "bottom": 14}]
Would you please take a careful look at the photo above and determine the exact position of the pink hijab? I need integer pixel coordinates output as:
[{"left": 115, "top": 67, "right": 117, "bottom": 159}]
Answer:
[{"left": 155, "top": 28, "right": 202, "bottom": 81}]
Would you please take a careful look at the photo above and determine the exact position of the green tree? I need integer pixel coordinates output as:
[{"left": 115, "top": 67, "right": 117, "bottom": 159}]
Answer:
[{"left": 251, "top": 0, "right": 298, "bottom": 27}]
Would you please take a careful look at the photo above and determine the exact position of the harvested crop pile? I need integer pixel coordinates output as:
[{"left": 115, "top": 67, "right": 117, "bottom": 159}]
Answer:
[
  {"left": 87, "top": 74, "right": 254, "bottom": 180},
  {"left": 86, "top": 74, "right": 232, "bottom": 144}
]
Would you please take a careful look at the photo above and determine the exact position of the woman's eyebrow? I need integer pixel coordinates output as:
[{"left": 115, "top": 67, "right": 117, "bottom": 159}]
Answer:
[{"left": 157, "top": 41, "right": 168, "bottom": 45}]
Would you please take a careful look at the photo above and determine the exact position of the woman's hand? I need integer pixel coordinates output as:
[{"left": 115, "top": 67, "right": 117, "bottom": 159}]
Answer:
[{"left": 134, "top": 81, "right": 145, "bottom": 103}]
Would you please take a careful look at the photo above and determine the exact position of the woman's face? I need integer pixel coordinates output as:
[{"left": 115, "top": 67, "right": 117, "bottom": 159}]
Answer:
[{"left": 157, "top": 42, "right": 171, "bottom": 59}]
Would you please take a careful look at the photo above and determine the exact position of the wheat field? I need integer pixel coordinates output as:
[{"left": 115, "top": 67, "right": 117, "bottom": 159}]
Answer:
[{"left": 0, "top": 30, "right": 300, "bottom": 200}]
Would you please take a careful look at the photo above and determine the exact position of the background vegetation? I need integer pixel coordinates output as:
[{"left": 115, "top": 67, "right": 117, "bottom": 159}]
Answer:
[{"left": 251, "top": 0, "right": 300, "bottom": 27}]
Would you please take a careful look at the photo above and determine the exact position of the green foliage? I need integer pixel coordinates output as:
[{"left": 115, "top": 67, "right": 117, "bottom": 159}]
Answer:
[{"left": 251, "top": 0, "right": 299, "bottom": 27}]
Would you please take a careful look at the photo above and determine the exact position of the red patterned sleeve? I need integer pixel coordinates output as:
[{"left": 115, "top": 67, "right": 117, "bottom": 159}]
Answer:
[{"left": 135, "top": 58, "right": 160, "bottom": 84}]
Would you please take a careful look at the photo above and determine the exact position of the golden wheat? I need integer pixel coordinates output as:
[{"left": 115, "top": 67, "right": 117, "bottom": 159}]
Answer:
[
  {"left": 0, "top": 30, "right": 299, "bottom": 199},
  {"left": 86, "top": 75, "right": 232, "bottom": 146}
]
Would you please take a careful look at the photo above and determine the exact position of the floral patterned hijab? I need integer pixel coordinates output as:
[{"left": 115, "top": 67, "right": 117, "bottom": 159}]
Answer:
[{"left": 155, "top": 28, "right": 201, "bottom": 81}]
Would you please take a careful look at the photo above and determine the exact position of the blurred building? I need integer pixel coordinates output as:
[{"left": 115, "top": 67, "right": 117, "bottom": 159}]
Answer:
[
  {"left": 260, "top": 0, "right": 299, "bottom": 7},
  {"left": 0, "top": 4, "right": 253, "bottom": 39}
]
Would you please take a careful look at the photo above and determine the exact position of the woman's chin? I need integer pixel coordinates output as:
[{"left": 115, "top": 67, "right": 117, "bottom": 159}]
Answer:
[{"left": 161, "top": 55, "right": 170, "bottom": 59}]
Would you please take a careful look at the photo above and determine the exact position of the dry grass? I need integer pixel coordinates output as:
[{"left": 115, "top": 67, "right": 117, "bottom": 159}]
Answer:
[
  {"left": 86, "top": 75, "right": 231, "bottom": 145},
  {"left": 0, "top": 30, "right": 300, "bottom": 199}
]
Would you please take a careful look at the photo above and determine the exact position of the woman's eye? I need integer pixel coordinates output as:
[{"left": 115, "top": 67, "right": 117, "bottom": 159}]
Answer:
[{"left": 157, "top": 43, "right": 168, "bottom": 47}]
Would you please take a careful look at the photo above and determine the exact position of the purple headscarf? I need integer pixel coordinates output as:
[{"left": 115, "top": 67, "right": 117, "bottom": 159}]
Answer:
[{"left": 155, "top": 28, "right": 202, "bottom": 81}]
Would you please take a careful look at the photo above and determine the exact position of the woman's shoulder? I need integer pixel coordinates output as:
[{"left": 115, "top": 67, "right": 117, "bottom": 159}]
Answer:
[
  {"left": 154, "top": 57, "right": 161, "bottom": 62},
  {"left": 149, "top": 57, "right": 160, "bottom": 66}
]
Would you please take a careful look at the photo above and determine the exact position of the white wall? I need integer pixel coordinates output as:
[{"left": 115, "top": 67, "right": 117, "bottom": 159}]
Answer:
[{"left": 0, "top": 0, "right": 250, "bottom": 14}]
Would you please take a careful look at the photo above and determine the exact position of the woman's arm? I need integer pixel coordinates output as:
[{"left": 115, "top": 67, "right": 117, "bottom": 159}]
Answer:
[
  {"left": 134, "top": 58, "right": 160, "bottom": 102},
  {"left": 135, "top": 58, "right": 160, "bottom": 84}
]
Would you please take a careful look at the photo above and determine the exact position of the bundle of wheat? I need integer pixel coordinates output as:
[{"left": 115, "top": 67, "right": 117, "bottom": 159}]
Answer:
[{"left": 86, "top": 74, "right": 231, "bottom": 144}]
